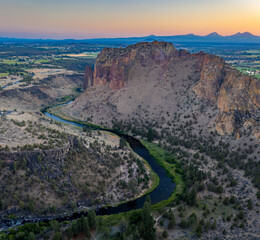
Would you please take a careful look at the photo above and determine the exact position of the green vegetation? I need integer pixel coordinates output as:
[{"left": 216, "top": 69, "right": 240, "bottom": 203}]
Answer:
[
  {"left": 0, "top": 41, "right": 258, "bottom": 239},
  {"left": 45, "top": 101, "right": 185, "bottom": 211},
  {"left": 0, "top": 115, "right": 154, "bottom": 216},
  {"left": 0, "top": 197, "right": 157, "bottom": 240},
  {"left": 45, "top": 104, "right": 163, "bottom": 205},
  {"left": 0, "top": 72, "right": 9, "bottom": 77},
  {"left": 141, "top": 140, "right": 185, "bottom": 209},
  {"left": 255, "top": 74, "right": 260, "bottom": 79},
  {"left": 1, "top": 59, "right": 26, "bottom": 65}
]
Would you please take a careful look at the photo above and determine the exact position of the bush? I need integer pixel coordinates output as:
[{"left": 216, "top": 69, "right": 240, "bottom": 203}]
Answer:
[{"left": 162, "top": 230, "right": 168, "bottom": 238}]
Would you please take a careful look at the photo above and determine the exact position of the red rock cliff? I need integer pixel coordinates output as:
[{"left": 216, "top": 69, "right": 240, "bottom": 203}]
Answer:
[
  {"left": 82, "top": 41, "right": 259, "bottom": 137},
  {"left": 87, "top": 41, "right": 180, "bottom": 90}
]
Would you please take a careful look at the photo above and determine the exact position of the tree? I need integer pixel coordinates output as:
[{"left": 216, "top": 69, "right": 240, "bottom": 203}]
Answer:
[
  {"left": 211, "top": 220, "right": 217, "bottom": 230},
  {"left": 50, "top": 220, "right": 60, "bottom": 232},
  {"left": 257, "top": 190, "right": 260, "bottom": 199},
  {"left": 140, "top": 196, "right": 156, "bottom": 240},
  {"left": 52, "top": 232, "right": 62, "bottom": 240},
  {"left": 119, "top": 138, "right": 127, "bottom": 149},
  {"left": 87, "top": 210, "right": 97, "bottom": 229},
  {"left": 80, "top": 216, "right": 90, "bottom": 237},
  {"left": 147, "top": 128, "right": 154, "bottom": 142},
  {"left": 196, "top": 224, "right": 202, "bottom": 237},
  {"left": 179, "top": 219, "right": 189, "bottom": 229},
  {"left": 119, "top": 217, "right": 128, "bottom": 234},
  {"left": 0, "top": 200, "right": 5, "bottom": 211},
  {"left": 27, "top": 232, "right": 36, "bottom": 240},
  {"left": 186, "top": 187, "right": 197, "bottom": 206},
  {"left": 167, "top": 209, "right": 176, "bottom": 229},
  {"left": 168, "top": 218, "right": 176, "bottom": 229},
  {"left": 162, "top": 230, "right": 169, "bottom": 238}
]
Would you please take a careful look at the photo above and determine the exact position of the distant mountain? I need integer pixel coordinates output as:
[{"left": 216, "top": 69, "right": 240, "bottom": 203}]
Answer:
[
  {"left": 206, "top": 32, "right": 222, "bottom": 38},
  {"left": 231, "top": 32, "right": 256, "bottom": 37},
  {"left": 155, "top": 32, "right": 260, "bottom": 43},
  {"left": 70, "top": 32, "right": 260, "bottom": 44},
  {"left": 0, "top": 32, "right": 259, "bottom": 44}
]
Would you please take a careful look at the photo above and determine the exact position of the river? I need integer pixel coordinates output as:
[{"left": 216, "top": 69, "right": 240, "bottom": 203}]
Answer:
[{"left": 0, "top": 103, "right": 176, "bottom": 230}]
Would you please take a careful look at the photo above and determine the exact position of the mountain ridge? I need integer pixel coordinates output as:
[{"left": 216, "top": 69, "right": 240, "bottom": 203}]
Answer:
[{"left": 0, "top": 32, "right": 259, "bottom": 44}]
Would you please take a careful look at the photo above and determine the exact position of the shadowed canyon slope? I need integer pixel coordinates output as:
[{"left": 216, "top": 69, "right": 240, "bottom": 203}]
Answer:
[{"left": 63, "top": 41, "right": 259, "bottom": 139}]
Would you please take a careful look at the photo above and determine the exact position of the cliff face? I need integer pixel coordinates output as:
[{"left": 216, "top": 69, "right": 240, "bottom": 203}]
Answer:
[
  {"left": 80, "top": 41, "right": 259, "bottom": 138},
  {"left": 216, "top": 70, "right": 259, "bottom": 135},
  {"left": 83, "top": 66, "right": 94, "bottom": 90},
  {"left": 191, "top": 52, "right": 259, "bottom": 135},
  {"left": 0, "top": 139, "right": 73, "bottom": 179},
  {"left": 192, "top": 52, "right": 226, "bottom": 104},
  {"left": 90, "top": 41, "right": 180, "bottom": 90}
]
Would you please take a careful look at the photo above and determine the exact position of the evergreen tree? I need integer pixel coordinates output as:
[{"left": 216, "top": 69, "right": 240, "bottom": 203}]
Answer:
[
  {"left": 162, "top": 230, "right": 169, "bottom": 238},
  {"left": 119, "top": 138, "right": 127, "bottom": 149},
  {"left": 147, "top": 128, "right": 154, "bottom": 142},
  {"left": 50, "top": 220, "right": 60, "bottom": 232},
  {"left": 140, "top": 196, "right": 156, "bottom": 240},
  {"left": 27, "top": 232, "right": 36, "bottom": 240},
  {"left": 52, "top": 232, "right": 62, "bottom": 240},
  {"left": 167, "top": 209, "right": 176, "bottom": 229},
  {"left": 79, "top": 215, "right": 90, "bottom": 237},
  {"left": 87, "top": 209, "right": 97, "bottom": 229},
  {"left": 186, "top": 187, "right": 197, "bottom": 206},
  {"left": 257, "top": 190, "right": 260, "bottom": 199},
  {"left": 196, "top": 224, "right": 202, "bottom": 237},
  {"left": 0, "top": 200, "right": 5, "bottom": 211}
]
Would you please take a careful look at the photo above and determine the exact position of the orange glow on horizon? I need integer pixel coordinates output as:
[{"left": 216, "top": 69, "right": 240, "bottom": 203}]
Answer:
[{"left": 0, "top": 0, "right": 259, "bottom": 39}]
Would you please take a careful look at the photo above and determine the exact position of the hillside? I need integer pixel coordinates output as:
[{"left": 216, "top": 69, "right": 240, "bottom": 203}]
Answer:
[
  {"left": 0, "top": 74, "right": 83, "bottom": 111},
  {"left": 60, "top": 41, "right": 260, "bottom": 239},
  {"left": 0, "top": 112, "right": 152, "bottom": 218},
  {"left": 63, "top": 41, "right": 259, "bottom": 140}
]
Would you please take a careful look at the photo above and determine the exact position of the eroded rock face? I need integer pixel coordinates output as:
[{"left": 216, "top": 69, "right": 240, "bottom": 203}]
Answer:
[
  {"left": 86, "top": 41, "right": 180, "bottom": 90},
  {"left": 83, "top": 66, "right": 93, "bottom": 90},
  {"left": 192, "top": 52, "right": 225, "bottom": 104},
  {"left": 0, "top": 140, "right": 72, "bottom": 179},
  {"left": 81, "top": 41, "right": 259, "bottom": 138},
  {"left": 216, "top": 70, "right": 259, "bottom": 135},
  {"left": 192, "top": 52, "right": 259, "bottom": 136}
]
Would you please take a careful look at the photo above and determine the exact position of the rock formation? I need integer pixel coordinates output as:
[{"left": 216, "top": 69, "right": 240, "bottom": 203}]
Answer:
[
  {"left": 83, "top": 66, "right": 93, "bottom": 89},
  {"left": 69, "top": 41, "right": 259, "bottom": 138}
]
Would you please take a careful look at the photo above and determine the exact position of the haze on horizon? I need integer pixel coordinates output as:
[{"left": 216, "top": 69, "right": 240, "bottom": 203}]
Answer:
[{"left": 0, "top": 0, "right": 259, "bottom": 39}]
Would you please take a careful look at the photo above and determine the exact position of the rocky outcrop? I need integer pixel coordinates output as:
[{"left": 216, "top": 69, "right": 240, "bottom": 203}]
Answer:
[
  {"left": 192, "top": 53, "right": 259, "bottom": 136},
  {"left": 87, "top": 41, "right": 180, "bottom": 90},
  {"left": 0, "top": 138, "right": 78, "bottom": 180},
  {"left": 192, "top": 52, "right": 225, "bottom": 104},
  {"left": 83, "top": 66, "right": 94, "bottom": 89},
  {"left": 0, "top": 141, "right": 70, "bottom": 163},
  {"left": 78, "top": 41, "right": 259, "bottom": 138}
]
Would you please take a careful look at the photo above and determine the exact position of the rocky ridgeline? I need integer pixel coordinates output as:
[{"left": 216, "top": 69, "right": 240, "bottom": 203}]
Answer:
[
  {"left": 83, "top": 41, "right": 259, "bottom": 138},
  {"left": 0, "top": 138, "right": 78, "bottom": 179}
]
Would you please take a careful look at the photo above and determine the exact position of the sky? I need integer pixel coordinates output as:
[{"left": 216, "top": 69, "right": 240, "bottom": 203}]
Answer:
[{"left": 0, "top": 0, "right": 259, "bottom": 39}]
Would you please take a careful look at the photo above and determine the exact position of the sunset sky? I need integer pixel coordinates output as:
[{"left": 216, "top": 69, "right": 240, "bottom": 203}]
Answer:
[{"left": 0, "top": 0, "right": 259, "bottom": 39}]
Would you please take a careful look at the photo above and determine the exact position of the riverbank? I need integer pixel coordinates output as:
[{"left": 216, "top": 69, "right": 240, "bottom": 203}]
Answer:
[
  {"left": 44, "top": 105, "right": 184, "bottom": 210},
  {"left": 44, "top": 107, "right": 161, "bottom": 209},
  {"left": 100, "top": 141, "right": 185, "bottom": 227},
  {"left": 0, "top": 99, "right": 183, "bottom": 233},
  {"left": 141, "top": 140, "right": 185, "bottom": 210}
]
